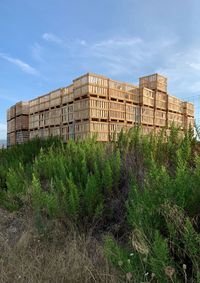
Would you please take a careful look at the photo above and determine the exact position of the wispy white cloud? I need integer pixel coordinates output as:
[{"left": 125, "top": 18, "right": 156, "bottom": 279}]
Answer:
[
  {"left": 0, "top": 53, "right": 38, "bottom": 75},
  {"left": 42, "top": 33, "right": 64, "bottom": 45},
  {"left": 31, "top": 42, "right": 44, "bottom": 62}
]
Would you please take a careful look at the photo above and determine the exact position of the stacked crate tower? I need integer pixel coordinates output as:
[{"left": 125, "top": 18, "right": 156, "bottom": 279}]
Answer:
[{"left": 7, "top": 73, "right": 195, "bottom": 146}]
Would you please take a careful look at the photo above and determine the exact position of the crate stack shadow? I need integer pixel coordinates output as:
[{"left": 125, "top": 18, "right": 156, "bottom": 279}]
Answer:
[{"left": 7, "top": 73, "right": 195, "bottom": 146}]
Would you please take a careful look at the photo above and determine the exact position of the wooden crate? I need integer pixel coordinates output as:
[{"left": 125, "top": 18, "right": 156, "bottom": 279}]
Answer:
[
  {"left": 15, "top": 102, "right": 29, "bottom": 116},
  {"left": 88, "top": 85, "right": 108, "bottom": 98},
  {"left": 61, "top": 125, "right": 69, "bottom": 142},
  {"left": 139, "top": 74, "right": 167, "bottom": 93},
  {"left": 29, "top": 129, "right": 39, "bottom": 139},
  {"left": 90, "top": 121, "right": 109, "bottom": 141},
  {"left": 184, "top": 116, "right": 194, "bottom": 130},
  {"left": 62, "top": 85, "right": 74, "bottom": 104},
  {"left": 140, "top": 107, "right": 154, "bottom": 125},
  {"left": 7, "top": 105, "right": 16, "bottom": 120},
  {"left": 68, "top": 104, "right": 74, "bottom": 122},
  {"left": 38, "top": 128, "right": 49, "bottom": 139},
  {"left": 73, "top": 74, "right": 89, "bottom": 89},
  {"left": 74, "top": 99, "right": 89, "bottom": 120},
  {"left": 49, "top": 109, "right": 61, "bottom": 125},
  {"left": 139, "top": 87, "right": 154, "bottom": 107},
  {"left": 109, "top": 101, "right": 125, "bottom": 121},
  {"left": 16, "top": 115, "right": 29, "bottom": 130},
  {"left": 39, "top": 95, "right": 50, "bottom": 111},
  {"left": 16, "top": 130, "right": 29, "bottom": 144},
  {"left": 50, "top": 126, "right": 61, "bottom": 137},
  {"left": 90, "top": 98, "right": 109, "bottom": 117},
  {"left": 74, "top": 121, "right": 90, "bottom": 141},
  {"left": 167, "top": 112, "right": 184, "bottom": 128},
  {"left": 126, "top": 104, "right": 140, "bottom": 123},
  {"left": 88, "top": 74, "right": 108, "bottom": 87},
  {"left": 154, "top": 110, "right": 167, "bottom": 127},
  {"left": 7, "top": 119, "right": 15, "bottom": 133},
  {"left": 168, "top": 95, "right": 184, "bottom": 113},
  {"left": 29, "top": 98, "right": 40, "bottom": 114},
  {"left": 69, "top": 124, "right": 75, "bottom": 139},
  {"left": 29, "top": 114, "right": 39, "bottom": 129},
  {"left": 8, "top": 132, "right": 16, "bottom": 146},
  {"left": 155, "top": 91, "right": 167, "bottom": 110},
  {"left": 183, "top": 102, "right": 194, "bottom": 117}
]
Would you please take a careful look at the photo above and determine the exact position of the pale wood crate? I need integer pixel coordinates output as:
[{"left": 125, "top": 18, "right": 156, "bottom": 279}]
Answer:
[
  {"left": 50, "top": 97, "right": 61, "bottom": 108},
  {"left": 139, "top": 74, "right": 167, "bottom": 93},
  {"left": 183, "top": 102, "right": 194, "bottom": 117},
  {"left": 7, "top": 119, "right": 16, "bottom": 133},
  {"left": 167, "top": 112, "right": 184, "bottom": 128},
  {"left": 62, "top": 85, "right": 74, "bottom": 104},
  {"left": 168, "top": 95, "right": 184, "bottom": 113},
  {"left": 73, "top": 74, "right": 89, "bottom": 89},
  {"left": 74, "top": 99, "right": 89, "bottom": 111},
  {"left": 8, "top": 132, "right": 16, "bottom": 145},
  {"left": 75, "top": 109, "right": 89, "bottom": 120},
  {"left": 50, "top": 89, "right": 61, "bottom": 100},
  {"left": 88, "top": 74, "right": 108, "bottom": 87},
  {"left": 184, "top": 116, "right": 194, "bottom": 129},
  {"left": 155, "top": 91, "right": 167, "bottom": 110},
  {"left": 16, "top": 131, "right": 29, "bottom": 144},
  {"left": 15, "top": 102, "right": 29, "bottom": 116},
  {"left": 154, "top": 110, "right": 167, "bottom": 127},
  {"left": 140, "top": 87, "right": 154, "bottom": 107},
  {"left": 88, "top": 85, "right": 108, "bottom": 97},
  {"left": 126, "top": 105, "right": 140, "bottom": 123},
  {"left": 16, "top": 115, "right": 29, "bottom": 130},
  {"left": 140, "top": 107, "right": 154, "bottom": 125},
  {"left": 50, "top": 126, "right": 61, "bottom": 137}
]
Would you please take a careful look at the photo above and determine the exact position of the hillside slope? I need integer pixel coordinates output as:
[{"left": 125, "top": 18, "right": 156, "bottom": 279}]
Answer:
[{"left": 0, "top": 128, "right": 199, "bottom": 283}]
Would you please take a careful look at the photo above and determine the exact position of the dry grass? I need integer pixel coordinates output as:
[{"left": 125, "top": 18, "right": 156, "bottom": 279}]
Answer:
[{"left": 0, "top": 209, "right": 120, "bottom": 283}]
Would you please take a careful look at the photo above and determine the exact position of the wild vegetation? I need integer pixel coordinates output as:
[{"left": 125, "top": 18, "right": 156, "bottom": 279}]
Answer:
[{"left": 0, "top": 126, "right": 199, "bottom": 283}]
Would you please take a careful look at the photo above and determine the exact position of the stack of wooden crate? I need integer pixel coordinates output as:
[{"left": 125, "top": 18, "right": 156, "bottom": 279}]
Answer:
[{"left": 7, "top": 72, "right": 195, "bottom": 146}]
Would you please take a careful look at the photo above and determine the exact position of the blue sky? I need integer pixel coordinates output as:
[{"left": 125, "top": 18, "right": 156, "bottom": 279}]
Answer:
[{"left": 0, "top": 0, "right": 200, "bottom": 139}]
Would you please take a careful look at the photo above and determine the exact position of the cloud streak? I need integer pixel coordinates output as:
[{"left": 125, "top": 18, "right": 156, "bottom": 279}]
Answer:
[
  {"left": 42, "top": 33, "right": 64, "bottom": 45},
  {"left": 0, "top": 53, "right": 38, "bottom": 75}
]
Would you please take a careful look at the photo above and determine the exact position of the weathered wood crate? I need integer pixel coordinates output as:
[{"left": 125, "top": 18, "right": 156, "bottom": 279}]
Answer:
[
  {"left": 7, "top": 105, "right": 16, "bottom": 120},
  {"left": 62, "top": 85, "right": 74, "bottom": 104},
  {"left": 29, "top": 129, "right": 39, "bottom": 139},
  {"left": 15, "top": 102, "right": 29, "bottom": 116},
  {"left": 125, "top": 105, "right": 140, "bottom": 123},
  {"left": 29, "top": 98, "right": 40, "bottom": 114},
  {"left": 16, "top": 115, "right": 29, "bottom": 130},
  {"left": 38, "top": 95, "right": 50, "bottom": 111},
  {"left": 168, "top": 95, "right": 184, "bottom": 113},
  {"left": 167, "top": 112, "right": 184, "bottom": 128},
  {"left": 154, "top": 110, "right": 167, "bottom": 127},
  {"left": 140, "top": 107, "right": 154, "bottom": 125},
  {"left": 8, "top": 132, "right": 16, "bottom": 146},
  {"left": 90, "top": 121, "right": 109, "bottom": 141},
  {"left": 109, "top": 101, "right": 125, "bottom": 120},
  {"left": 139, "top": 74, "right": 167, "bottom": 93},
  {"left": 155, "top": 91, "right": 167, "bottom": 110},
  {"left": 49, "top": 126, "right": 60, "bottom": 137},
  {"left": 29, "top": 114, "right": 39, "bottom": 129},
  {"left": 16, "top": 130, "right": 29, "bottom": 144},
  {"left": 139, "top": 87, "right": 154, "bottom": 107},
  {"left": 61, "top": 125, "right": 69, "bottom": 142},
  {"left": 184, "top": 116, "right": 195, "bottom": 129},
  {"left": 7, "top": 119, "right": 16, "bottom": 133},
  {"left": 183, "top": 102, "right": 194, "bottom": 117}
]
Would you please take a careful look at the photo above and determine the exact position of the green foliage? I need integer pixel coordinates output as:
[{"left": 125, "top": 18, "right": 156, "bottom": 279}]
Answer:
[{"left": 0, "top": 128, "right": 200, "bottom": 282}]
